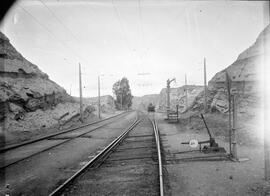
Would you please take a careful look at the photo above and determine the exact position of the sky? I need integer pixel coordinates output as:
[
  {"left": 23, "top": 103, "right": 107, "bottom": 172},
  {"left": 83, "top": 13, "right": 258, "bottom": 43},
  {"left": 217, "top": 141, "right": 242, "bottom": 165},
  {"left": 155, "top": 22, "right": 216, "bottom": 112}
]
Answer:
[{"left": 0, "top": 0, "right": 269, "bottom": 97}]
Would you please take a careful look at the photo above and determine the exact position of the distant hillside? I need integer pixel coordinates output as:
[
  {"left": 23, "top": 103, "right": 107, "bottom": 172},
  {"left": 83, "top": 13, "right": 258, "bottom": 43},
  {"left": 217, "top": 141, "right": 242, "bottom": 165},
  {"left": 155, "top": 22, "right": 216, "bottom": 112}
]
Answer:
[
  {"left": 83, "top": 95, "right": 115, "bottom": 113},
  {"left": 132, "top": 94, "right": 159, "bottom": 111}
]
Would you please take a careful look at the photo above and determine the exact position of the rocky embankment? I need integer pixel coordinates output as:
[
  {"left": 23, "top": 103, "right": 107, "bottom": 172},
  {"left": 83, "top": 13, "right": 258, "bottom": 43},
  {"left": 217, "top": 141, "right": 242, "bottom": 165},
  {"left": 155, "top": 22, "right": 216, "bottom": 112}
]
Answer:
[
  {"left": 0, "top": 32, "right": 96, "bottom": 145},
  {"left": 189, "top": 24, "right": 269, "bottom": 145},
  {"left": 191, "top": 25, "right": 268, "bottom": 114}
]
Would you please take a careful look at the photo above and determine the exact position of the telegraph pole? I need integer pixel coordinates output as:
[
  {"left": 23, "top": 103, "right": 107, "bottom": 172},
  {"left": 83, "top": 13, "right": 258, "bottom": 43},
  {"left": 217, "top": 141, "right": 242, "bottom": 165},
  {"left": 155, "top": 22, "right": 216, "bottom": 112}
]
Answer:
[
  {"left": 98, "top": 75, "right": 101, "bottom": 119},
  {"left": 79, "top": 63, "right": 83, "bottom": 122},
  {"left": 204, "top": 57, "right": 207, "bottom": 113},
  {"left": 185, "top": 74, "right": 188, "bottom": 110}
]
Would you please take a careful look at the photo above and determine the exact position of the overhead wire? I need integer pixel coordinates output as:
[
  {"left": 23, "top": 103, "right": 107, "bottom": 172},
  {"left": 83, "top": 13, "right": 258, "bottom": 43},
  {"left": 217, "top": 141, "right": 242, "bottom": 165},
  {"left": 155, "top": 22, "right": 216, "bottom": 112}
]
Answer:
[
  {"left": 111, "top": 0, "right": 136, "bottom": 63},
  {"left": 37, "top": 0, "right": 81, "bottom": 44},
  {"left": 137, "top": 0, "right": 153, "bottom": 85},
  {"left": 18, "top": 3, "right": 91, "bottom": 68}
]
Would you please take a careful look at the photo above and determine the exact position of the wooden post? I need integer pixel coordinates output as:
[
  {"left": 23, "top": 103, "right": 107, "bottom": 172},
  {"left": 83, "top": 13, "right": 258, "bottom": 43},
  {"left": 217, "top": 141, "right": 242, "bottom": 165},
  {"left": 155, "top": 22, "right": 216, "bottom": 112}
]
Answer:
[{"left": 204, "top": 57, "right": 207, "bottom": 113}]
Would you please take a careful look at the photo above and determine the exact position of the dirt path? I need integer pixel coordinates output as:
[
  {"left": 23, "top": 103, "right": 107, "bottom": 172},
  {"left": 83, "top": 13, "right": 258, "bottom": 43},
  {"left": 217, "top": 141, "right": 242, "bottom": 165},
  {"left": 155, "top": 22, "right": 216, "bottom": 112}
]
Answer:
[{"left": 156, "top": 113, "right": 266, "bottom": 196}]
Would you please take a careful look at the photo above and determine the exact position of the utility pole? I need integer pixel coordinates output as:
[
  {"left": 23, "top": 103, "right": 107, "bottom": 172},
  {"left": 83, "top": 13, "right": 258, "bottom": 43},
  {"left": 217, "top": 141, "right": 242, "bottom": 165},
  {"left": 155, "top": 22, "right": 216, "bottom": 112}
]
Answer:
[
  {"left": 79, "top": 63, "right": 83, "bottom": 122},
  {"left": 204, "top": 57, "right": 207, "bottom": 113},
  {"left": 98, "top": 75, "right": 101, "bottom": 119},
  {"left": 185, "top": 74, "right": 188, "bottom": 110}
]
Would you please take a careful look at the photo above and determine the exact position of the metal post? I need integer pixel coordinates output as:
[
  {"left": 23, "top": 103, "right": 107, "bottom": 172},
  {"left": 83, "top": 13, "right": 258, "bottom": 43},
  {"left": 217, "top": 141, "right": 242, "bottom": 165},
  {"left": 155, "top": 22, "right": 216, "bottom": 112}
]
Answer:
[
  {"left": 204, "top": 57, "right": 207, "bottom": 113},
  {"left": 79, "top": 63, "right": 83, "bottom": 122},
  {"left": 232, "top": 94, "right": 237, "bottom": 159},
  {"left": 98, "top": 76, "right": 101, "bottom": 119}
]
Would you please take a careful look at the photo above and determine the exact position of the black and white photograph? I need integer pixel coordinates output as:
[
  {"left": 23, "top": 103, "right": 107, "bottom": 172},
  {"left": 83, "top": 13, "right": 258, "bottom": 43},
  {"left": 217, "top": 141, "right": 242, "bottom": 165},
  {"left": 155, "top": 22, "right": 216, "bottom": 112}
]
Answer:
[{"left": 0, "top": 0, "right": 269, "bottom": 195}]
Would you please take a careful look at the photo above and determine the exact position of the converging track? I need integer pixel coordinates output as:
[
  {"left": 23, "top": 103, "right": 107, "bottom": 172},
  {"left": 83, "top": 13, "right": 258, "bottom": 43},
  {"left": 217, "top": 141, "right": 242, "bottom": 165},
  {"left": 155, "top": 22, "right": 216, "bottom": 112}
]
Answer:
[
  {"left": 49, "top": 112, "right": 164, "bottom": 196},
  {"left": 0, "top": 112, "right": 130, "bottom": 169},
  {"left": 1, "top": 111, "right": 139, "bottom": 196}
]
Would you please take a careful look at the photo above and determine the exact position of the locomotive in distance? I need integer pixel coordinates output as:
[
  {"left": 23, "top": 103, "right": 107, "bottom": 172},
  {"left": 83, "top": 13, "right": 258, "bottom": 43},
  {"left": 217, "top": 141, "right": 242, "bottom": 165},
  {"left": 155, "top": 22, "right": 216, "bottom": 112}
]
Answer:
[{"left": 147, "top": 103, "right": 155, "bottom": 112}]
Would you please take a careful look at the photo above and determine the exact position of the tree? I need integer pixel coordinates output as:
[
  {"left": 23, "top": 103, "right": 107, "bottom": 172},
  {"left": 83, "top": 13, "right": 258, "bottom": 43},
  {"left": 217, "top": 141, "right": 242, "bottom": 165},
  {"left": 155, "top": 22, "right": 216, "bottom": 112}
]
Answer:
[{"left": 112, "top": 77, "right": 133, "bottom": 110}]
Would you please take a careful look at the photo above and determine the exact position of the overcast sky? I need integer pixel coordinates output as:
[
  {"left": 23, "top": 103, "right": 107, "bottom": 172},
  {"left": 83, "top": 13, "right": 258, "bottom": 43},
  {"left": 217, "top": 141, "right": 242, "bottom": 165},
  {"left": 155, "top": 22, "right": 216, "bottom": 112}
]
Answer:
[{"left": 0, "top": 0, "right": 269, "bottom": 97}]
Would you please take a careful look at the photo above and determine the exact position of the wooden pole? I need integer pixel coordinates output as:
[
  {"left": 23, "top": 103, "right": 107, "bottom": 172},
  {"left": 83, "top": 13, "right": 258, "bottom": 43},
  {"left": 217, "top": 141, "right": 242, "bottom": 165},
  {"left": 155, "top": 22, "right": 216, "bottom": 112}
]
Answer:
[
  {"left": 204, "top": 57, "right": 207, "bottom": 113},
  {"left": 79, "top": 63, "right": 83, "bottom": 122}
]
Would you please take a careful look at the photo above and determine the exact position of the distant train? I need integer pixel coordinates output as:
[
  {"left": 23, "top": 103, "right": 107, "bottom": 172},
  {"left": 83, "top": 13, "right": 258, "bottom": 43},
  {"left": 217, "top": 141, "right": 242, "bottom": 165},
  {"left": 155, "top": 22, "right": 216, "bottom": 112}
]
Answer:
[{"left": 147, "top": 103, "right": 155, "bottom": 112}]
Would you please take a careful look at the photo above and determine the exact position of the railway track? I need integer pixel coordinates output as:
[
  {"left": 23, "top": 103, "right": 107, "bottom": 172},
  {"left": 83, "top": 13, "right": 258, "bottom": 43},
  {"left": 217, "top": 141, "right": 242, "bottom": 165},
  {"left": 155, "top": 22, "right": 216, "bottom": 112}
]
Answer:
[
  {"left": 48, "top": 112, "right": 164, "bottom": 196},
  {"left": 0, "top": 111, "right": 131, "bottom": 169}
]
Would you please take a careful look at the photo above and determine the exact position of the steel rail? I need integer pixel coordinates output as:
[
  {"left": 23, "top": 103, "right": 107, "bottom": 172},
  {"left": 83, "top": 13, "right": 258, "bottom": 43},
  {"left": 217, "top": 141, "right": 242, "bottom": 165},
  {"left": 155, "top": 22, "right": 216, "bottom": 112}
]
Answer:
[
  {"left": 0, "top": 111, "right": 133, "bottom": 169},
  {"left": 48, "top": 116, "right": 141, "bottom": 196},
  {"left": 0, "top": 119, "right": 124, "bottom": 169},
  {"left": 150, "top": 118, "right": 164, "bottom": 196},
  {"left": 0, "top": 111, "right": 130, "bottom": 153}
]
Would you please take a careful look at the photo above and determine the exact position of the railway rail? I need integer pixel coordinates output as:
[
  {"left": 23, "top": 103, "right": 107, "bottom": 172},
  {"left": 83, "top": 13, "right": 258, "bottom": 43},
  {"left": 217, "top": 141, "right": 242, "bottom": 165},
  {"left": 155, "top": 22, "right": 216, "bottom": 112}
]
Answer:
[
  {"left": 48, "top": 112, "right": 164, "bottom": 196},
  {"left": 0, "top": 111, "right": 131, "bottom": 169}
]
